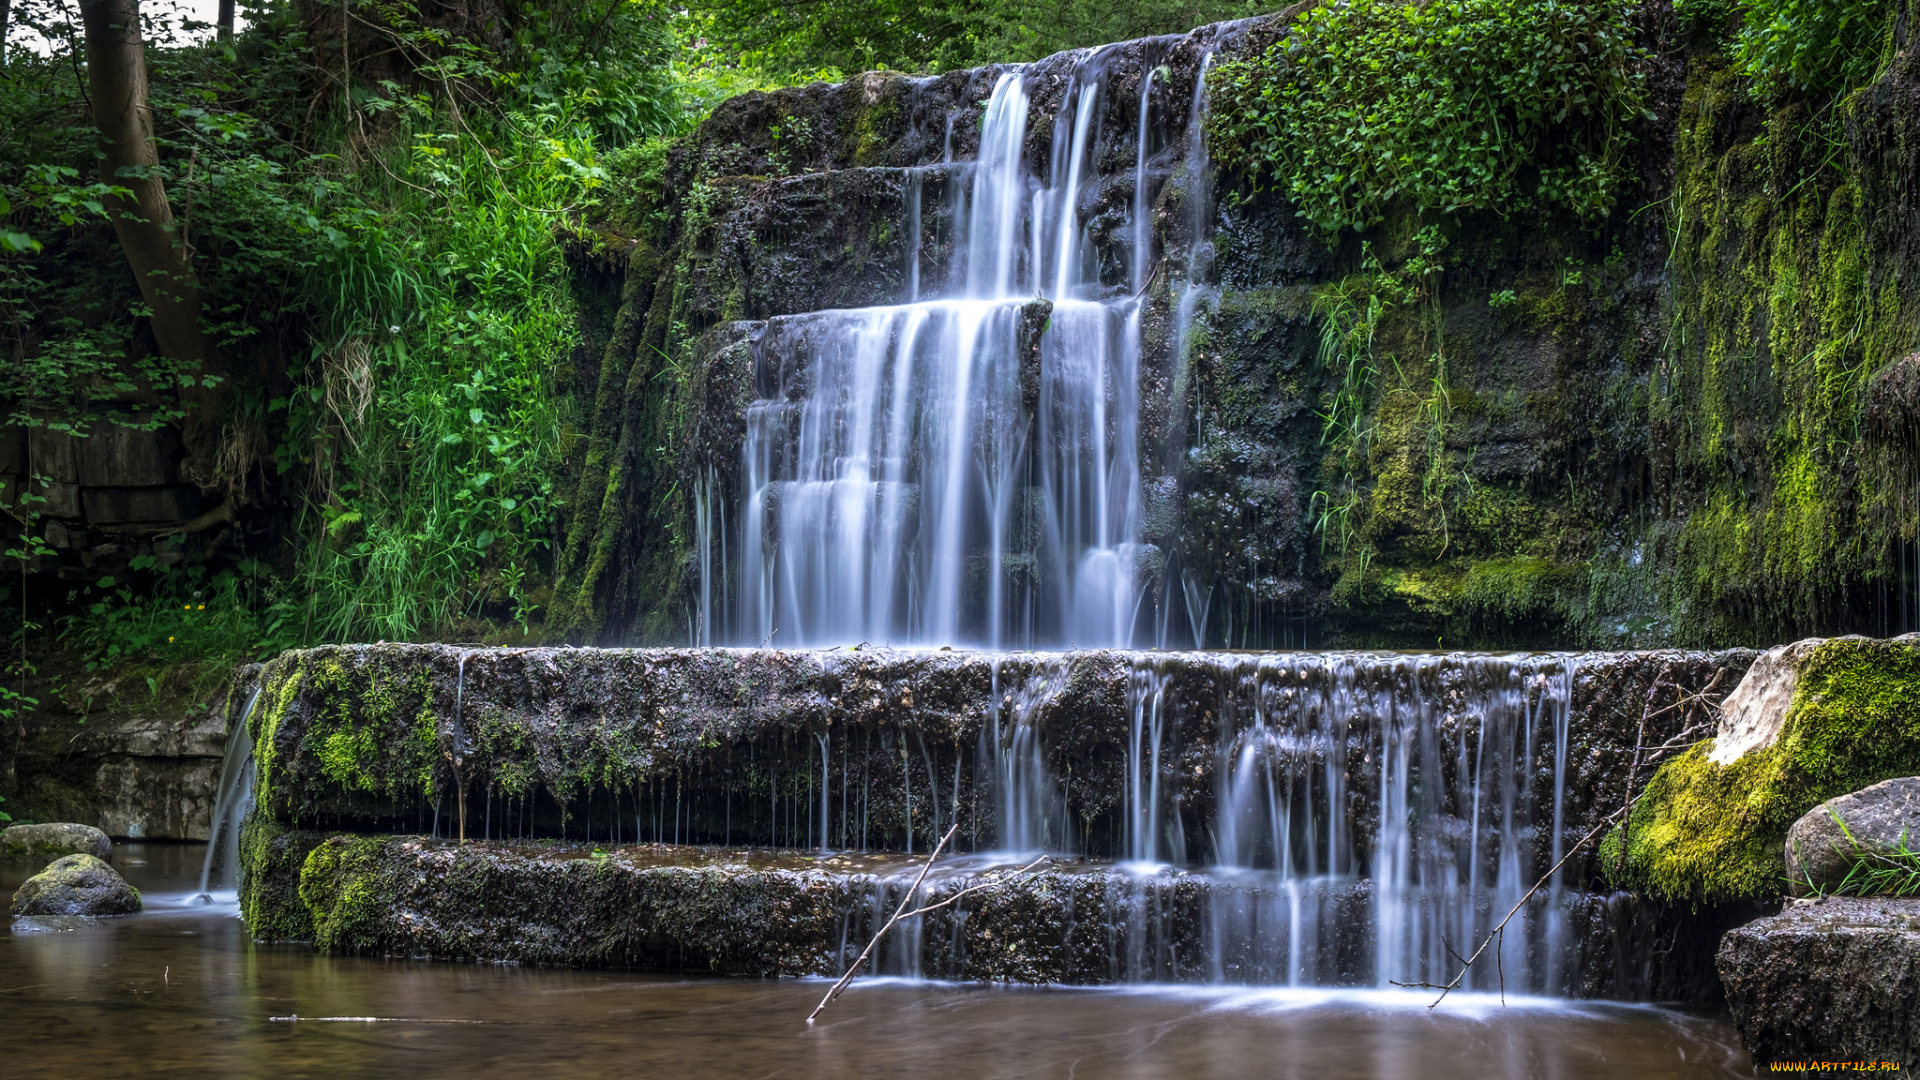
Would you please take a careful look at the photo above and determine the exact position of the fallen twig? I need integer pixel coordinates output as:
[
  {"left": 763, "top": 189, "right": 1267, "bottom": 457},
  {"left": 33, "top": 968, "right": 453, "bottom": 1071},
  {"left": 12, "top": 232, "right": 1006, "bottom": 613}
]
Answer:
[
  {"left": 805, "top": 824, "right": 1048, "bottom": 1023},
  {"left": 1391, "top": 805, "right": 1629, "bottom": 1007}
]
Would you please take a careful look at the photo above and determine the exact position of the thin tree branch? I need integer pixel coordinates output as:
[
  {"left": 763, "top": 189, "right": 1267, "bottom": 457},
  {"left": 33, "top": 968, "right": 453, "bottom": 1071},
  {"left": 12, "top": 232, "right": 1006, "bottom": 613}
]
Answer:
[
  {"left": 892, "top": 854, "right": 1049, "bottom": 920},
  {"left": 807, "top": 821, "right": 958, "bottom": 1024},
  {"left": 1391, "top": 798, "right": 1639, "bottom": 1009}
]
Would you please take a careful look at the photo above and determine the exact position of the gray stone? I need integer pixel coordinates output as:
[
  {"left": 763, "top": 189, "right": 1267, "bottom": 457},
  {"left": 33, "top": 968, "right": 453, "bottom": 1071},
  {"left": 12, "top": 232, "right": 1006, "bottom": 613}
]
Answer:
[
  {"left": 2, "top": 822, "right": 112, "bottom": 863},
  {"left": 1787, "top": 777, "right": 1920, "bottom": 895},
  {"left": 0, "top": 423, "right": 23, "bottom": 474},
  {"left": 1718, "top": 898, "right": 1920, "bottom": 1067},
  {"left": 38, "top": 480, "right": 82, "bottom": 520},
  {"left": 81, "top": 485, "right": 203, "bottom": 525},
  {"left": 75, "top": 419, "right": 181, "bottom": 487},
  {"left": 26, "top": 425, "right": 79, "bottom": 483},
  {"left": 10, "top": 853, "right": 141, "bottom": 917},
  {"left": 1709, "top": 636, "right": 1830, "bottom": 765}
]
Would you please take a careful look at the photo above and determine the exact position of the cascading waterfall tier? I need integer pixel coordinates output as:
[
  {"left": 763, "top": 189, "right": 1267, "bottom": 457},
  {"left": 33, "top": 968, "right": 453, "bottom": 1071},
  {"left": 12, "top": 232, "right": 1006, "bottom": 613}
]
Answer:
[
  {"left": 243, "top": 643, "right": 1750, "bottom": 995},
  {"left": 731, "top": 50, "right": 1183, "bottom": 649},
  {"left": 863, "top": 651, "right": 1581, "bottom": 994}
]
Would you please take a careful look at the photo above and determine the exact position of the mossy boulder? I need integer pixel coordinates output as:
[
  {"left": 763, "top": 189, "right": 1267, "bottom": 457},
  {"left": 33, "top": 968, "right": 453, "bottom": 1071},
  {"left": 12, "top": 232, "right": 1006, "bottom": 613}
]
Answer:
[
  {"left": 10, "top": 853, "right": 141, "bottom": 917},
  {"left": 1, "top": 822, "right": 112, "bottom": 865},
  {"left": 1607, "top": 637, "right": 1920, "bottom": 904}
]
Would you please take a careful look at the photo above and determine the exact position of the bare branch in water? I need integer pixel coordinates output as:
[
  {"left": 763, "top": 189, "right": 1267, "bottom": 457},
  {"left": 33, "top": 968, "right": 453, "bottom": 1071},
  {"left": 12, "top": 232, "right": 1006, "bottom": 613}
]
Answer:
[{"left": 806, "top": 824, "right": 1050, "bottom": 1024}]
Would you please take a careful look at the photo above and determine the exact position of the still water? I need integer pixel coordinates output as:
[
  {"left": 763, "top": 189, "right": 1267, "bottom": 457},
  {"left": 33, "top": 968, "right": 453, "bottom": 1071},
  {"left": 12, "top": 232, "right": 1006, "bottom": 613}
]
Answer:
[{"left": 4, "top": 843, "right": 1758, "bottom": 1079}]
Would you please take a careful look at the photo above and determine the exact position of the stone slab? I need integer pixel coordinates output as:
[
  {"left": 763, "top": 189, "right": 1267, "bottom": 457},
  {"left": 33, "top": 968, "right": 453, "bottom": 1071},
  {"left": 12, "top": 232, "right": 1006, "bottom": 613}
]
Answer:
[
  {"left": 74, "top": 420, "right": 182, "bottom": 487},
  {"left": 1718, "top": 898, "right": 1920, "bottom": 1067},
  {"left": 82, "top": 485, "right": 203, "bottom": 526}
]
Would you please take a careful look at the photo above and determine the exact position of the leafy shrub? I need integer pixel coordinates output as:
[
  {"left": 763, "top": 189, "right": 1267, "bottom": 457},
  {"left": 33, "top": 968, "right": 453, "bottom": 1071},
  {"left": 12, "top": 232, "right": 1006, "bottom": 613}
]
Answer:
[
  {"left": 1733, "top": 0, "right": 1892, "bottom": 97},
  {"left": 1207, "top": 0, "right": 1651, "bottom": 231}
]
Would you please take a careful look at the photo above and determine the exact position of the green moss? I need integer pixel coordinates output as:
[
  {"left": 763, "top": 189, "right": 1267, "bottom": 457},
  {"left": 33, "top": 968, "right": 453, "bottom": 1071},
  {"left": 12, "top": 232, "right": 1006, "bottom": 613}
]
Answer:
[
  {"left": 237, "top": 815, "right": 326, "bottom": 942},
  {"left": 299, "top": 835, "right": 395, "bottom": 952},
  {"left": 1613, "top": 638, "right": 1920, "bottom": 904}
]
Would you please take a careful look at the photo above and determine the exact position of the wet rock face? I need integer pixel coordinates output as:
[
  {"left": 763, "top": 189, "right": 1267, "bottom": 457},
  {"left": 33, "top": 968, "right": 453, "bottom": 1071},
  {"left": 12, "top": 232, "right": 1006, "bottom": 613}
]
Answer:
[
  {"left": 1, "top": 823, "right": 112, "bottom": 865},
  {"left": 1786, "top": 778, "right": 1920, "bottom": 895},
  {"left": 1718, "top": 898, "right": 1920, "bottom": 1066},
  {"left": 10, "top": 853, "right": 141, "bottom": 917},
  {"left": 242, "top": 830, "right": 1736, "bottom": 996},
  {"left": 247, "top": 644, "right": 1751, "bottom": 878}
]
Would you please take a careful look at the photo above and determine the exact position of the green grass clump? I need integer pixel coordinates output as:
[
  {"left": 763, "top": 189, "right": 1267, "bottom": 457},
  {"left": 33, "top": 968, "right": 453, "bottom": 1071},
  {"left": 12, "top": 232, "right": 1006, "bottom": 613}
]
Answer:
[
  {"left": 1608, "top": 637, "right": 1920, "bottom": 904},
  {"left": 1207, "top": 0, "right": 1649, "bottom": 231}
]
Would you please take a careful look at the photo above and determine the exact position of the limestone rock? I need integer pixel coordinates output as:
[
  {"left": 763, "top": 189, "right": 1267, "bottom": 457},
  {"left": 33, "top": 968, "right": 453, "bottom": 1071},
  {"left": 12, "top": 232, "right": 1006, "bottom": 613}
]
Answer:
[
  {"left": 1787, "top": 777, "right": 1920, "bottom": 895},
  {"left": 2, "top": 822, "right": 112, "bottom": 863},
  {"left": 1708, "top": 637, "right": 1829, "bottom": 765},
  {"left": 10, "top": 853, "right": 141, "bottom": 917},
  {"left": 1718, "top": 898, "right": 1920, "bottom": 1067}
]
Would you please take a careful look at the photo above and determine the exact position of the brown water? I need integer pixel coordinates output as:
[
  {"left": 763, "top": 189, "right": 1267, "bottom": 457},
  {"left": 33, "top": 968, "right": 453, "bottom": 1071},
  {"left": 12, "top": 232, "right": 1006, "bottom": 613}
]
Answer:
[{"left": 4, "top": 843, "right": 1759, "bottom": 1079}]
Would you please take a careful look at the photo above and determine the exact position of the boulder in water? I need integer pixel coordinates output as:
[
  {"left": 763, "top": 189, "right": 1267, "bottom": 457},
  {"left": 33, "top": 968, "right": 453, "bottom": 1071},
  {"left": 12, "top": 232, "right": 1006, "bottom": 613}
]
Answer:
[
  {"left": 11, "top": 853, "right": 141, "bottom": 917},
  {"left": 1718, "top": 897, "right": 1920, "bottom": 1066},
  {"left": 1786, "top": 777, "right": 1920, "bottom": 895},
  {"left": 2, "top": 822, "right": 113, "bottom": 864}
]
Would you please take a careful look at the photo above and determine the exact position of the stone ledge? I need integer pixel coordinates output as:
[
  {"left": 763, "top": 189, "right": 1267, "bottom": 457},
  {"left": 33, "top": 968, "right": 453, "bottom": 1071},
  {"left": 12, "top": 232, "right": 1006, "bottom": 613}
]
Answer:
[
  {"left": 1717, "top": 898, "right": 1920, "bottom": 1065},
  {"left": 241, "top": 830, "right": 1737, "bottom": 996}
]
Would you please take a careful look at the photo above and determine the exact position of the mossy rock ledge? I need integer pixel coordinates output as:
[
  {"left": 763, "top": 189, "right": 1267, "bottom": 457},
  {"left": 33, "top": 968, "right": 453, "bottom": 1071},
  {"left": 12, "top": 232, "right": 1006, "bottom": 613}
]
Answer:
[{"left": 237, "top": 641, "right": 1767, "bottom": 999}]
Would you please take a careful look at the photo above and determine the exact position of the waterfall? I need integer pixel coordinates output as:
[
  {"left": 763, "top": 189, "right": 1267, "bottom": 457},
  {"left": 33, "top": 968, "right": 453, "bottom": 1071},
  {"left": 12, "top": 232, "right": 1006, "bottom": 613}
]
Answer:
[
  {"left": 738, "top": 50, "right": 1164, "bottom": 648},
  {"left": 195, "top": 687, "right": 259, "bottom": 901},
  {"left": 958, "top": 650, "right": 1582, "bottom": 991},
  {"left": 983, "top": 657, "right": 1072, "bottom": 853}
]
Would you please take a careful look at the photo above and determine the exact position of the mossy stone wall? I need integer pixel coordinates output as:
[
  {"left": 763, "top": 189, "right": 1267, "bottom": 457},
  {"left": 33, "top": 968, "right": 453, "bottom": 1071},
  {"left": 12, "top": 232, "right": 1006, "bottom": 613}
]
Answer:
[{"left": 547, "top": 3, "right": 1920, "bottom": 650}]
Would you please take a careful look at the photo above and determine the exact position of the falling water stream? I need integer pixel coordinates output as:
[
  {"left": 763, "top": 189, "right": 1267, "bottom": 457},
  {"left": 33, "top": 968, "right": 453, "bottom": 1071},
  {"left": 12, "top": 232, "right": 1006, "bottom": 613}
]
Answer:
[{"left": 736, "top": 54, "right": 1161, "bottom": 649}]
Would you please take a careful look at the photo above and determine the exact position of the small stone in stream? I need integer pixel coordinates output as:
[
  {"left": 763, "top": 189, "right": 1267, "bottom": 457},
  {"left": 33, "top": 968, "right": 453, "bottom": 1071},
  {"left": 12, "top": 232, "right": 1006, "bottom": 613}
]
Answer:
[
  {"left": 10, "top": 853, "right": 142, "bottom": 917},
  {"left": 1785, "top": 776, "right": 1920, "bottom": 895},
  {"left": 2, "top": 822, "right": 113, "bottom": 865}
]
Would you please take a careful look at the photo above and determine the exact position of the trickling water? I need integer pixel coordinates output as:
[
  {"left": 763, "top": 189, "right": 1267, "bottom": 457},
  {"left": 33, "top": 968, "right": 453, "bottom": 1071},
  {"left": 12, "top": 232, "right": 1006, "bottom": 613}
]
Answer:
[
  {"left": 983, "top": 657, "right": 1072, "bottom": 854},
  {"left": 195, "top": 687, "right": 259, "bottom": 900},
  {"left": 736, "top": 52, "right": 1167, "bottom": 648},
  {"left": 831, "top": 650, "right": 1587, "bottom": 992}
]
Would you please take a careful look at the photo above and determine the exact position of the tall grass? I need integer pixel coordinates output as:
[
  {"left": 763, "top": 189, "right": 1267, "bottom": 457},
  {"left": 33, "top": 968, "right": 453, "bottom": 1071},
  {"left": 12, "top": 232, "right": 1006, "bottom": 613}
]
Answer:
[{"left": 288, "top": 101, "right": 601, "bottom": 643}]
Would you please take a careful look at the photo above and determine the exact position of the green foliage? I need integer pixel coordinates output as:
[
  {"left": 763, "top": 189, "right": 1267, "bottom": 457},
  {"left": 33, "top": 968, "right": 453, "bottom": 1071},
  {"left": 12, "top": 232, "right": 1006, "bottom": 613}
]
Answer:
[
  {"left": 1734, "top": 0, "right": 1892, "bottom": 97},
  {"left": 60, "top": 558, "right": 297, "bottom": 671},
  {"left": 691, "top": 0, "right": 1265, "bottom": 75},
  {"left": 1612, "top": 639, "right": 1920, "bottom": 904},
  {"left": 1207, "top": 0, "right": 1650, "bottom": 231}
]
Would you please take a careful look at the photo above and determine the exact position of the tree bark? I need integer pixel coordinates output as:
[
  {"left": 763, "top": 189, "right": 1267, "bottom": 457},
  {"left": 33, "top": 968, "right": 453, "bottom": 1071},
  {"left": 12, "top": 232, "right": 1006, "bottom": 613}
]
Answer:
[
  {"left": 80, "top": 0, "right": 232, "bottom": 487},
  {"left": 217, "top": 0, "right": 234, "bottom": 39}
]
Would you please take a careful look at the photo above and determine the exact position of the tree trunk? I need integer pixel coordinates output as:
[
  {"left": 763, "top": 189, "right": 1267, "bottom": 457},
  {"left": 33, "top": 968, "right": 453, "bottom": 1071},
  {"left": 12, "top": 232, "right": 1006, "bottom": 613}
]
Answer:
[
  {"left": 1, "top": 0, "right": 13, "bottom": 64},
  {"left": 217, "top": 0, "right": 233, "bottom": 39},
  {"left": 80, "top": 0, "right": 232, "bottom": 488}
]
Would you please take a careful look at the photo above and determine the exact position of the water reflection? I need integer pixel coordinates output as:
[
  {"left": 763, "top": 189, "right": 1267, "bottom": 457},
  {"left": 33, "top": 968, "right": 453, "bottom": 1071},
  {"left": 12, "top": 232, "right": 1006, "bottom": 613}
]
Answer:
[{"left": 3, "top": 844, "right": 1757, "bottom": 1079}]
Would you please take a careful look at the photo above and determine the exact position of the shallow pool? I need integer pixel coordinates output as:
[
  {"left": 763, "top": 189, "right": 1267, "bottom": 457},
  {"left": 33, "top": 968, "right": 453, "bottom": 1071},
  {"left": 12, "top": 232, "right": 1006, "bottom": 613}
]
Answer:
[{"left": 3, "top": 843, "right": 1758, "bottom": 1079}]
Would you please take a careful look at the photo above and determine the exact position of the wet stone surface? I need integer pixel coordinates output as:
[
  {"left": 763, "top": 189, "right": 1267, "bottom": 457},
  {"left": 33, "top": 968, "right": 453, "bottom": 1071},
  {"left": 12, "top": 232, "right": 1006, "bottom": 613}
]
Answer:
[
  {"left": 1717, "top": 897, "right": 1920, "bottom": 1066},
  {"left": 10, "top": 853, "right": 141, "bottom": 917}
]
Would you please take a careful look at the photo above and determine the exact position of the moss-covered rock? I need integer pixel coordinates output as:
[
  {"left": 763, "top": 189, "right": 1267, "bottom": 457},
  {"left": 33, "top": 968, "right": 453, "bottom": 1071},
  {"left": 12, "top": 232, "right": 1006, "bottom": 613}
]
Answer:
[
  {"left": 1, "top": 822, "right": 112, "bottom": 865},
  {"left": 10, "top": 853, "right": 140, "bottom": 917},
  {"left": 1608, "top": 637, "right": 1920, "bottom": 904},
  {"left": 241, "top": 643, "right": 1752, "bottom": 879}
]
